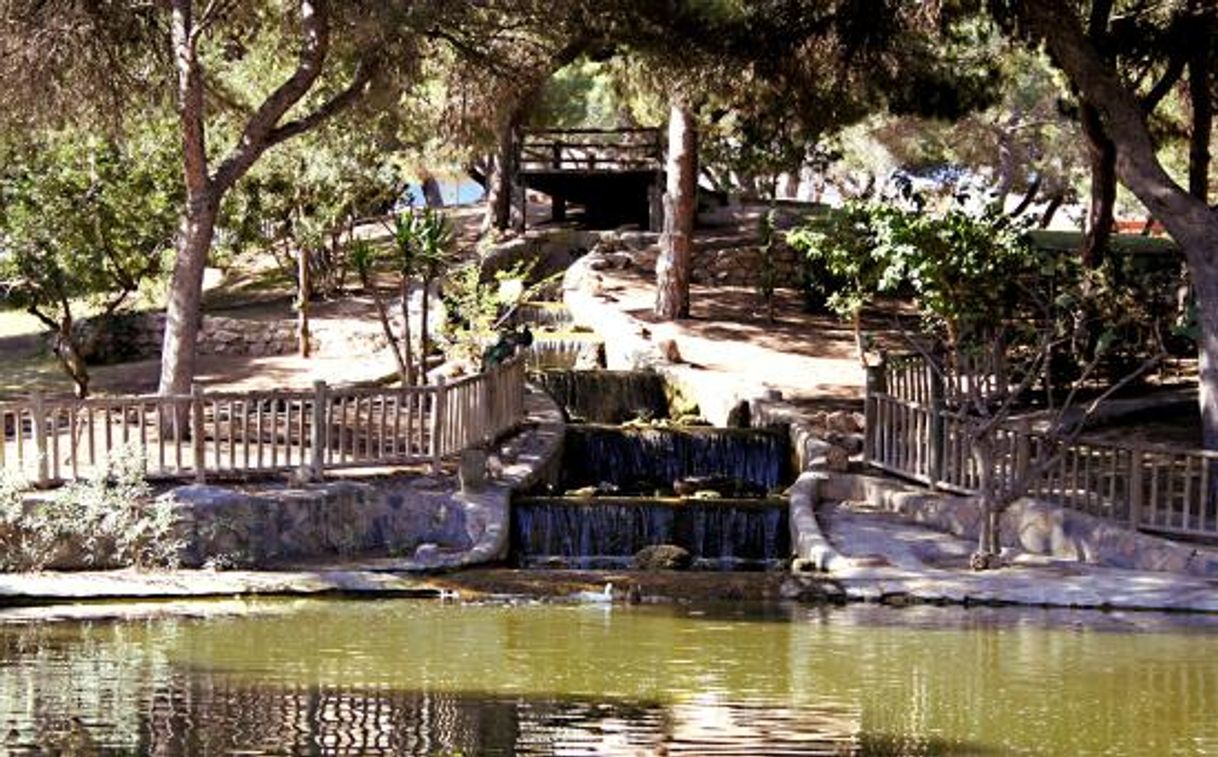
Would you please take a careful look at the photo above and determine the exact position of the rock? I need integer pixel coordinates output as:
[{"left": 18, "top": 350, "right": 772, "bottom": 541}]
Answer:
[
  {"left": 414, "top": 542, "right": 442, "bottom": 567},
  {"left": 632, "top": 544, "right": 692, "bottom": 570},
  {"left": 826, "top": 411, "right": 862, "bottom": 433},
  {"left": 573, "top": 341, "right": 606, "bottom": 370},
  {"left": 802, "top": 438, "right": 850, "bottom": 472},
  {"left": 725, "top": 400, "right": 751, "bottom": 428},
  {"left": 825, "top": 431, "right": 864, "bottom": 455},
  {"left": 657, "top": 338, "right": 683, "bottom": 363}
]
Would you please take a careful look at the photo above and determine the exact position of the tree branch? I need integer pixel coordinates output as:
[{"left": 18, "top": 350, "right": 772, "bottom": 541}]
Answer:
[{"left": 210, "top": 0, "right": 331, "bottom": 192}]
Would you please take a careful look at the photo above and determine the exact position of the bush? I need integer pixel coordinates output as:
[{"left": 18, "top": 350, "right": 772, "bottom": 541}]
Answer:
[{"left": 0, "top": 444, "right": 182, "bottom": 572}]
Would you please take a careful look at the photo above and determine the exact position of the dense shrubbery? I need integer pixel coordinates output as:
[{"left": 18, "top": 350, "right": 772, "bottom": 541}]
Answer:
[
  {"left": 0, "top": 444, "right": 182, "bottom": 572},
  {"left": 789, "top": 199, "right": 1190, "bottom": 381}
]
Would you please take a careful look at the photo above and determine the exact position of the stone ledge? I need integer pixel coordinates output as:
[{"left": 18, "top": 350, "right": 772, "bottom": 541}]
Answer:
[{"left": 817, "top": 472, "right": 1218, "bottom": 579}]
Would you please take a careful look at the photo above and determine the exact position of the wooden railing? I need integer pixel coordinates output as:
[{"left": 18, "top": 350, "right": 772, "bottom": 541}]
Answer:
[
  {"left": 517, "top": 128, "right": 663, "bottom": 173},
  {"left": 0, "top": 358, "right": 526, "bottom": 486},
  {"left": 865, "top": 353, "right": 1218, "bottom": 540}
]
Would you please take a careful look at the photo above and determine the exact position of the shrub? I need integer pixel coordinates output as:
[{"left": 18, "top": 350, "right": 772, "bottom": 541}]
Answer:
[{"left": 0, "top": 443, "right": 183, "bottom": 572}]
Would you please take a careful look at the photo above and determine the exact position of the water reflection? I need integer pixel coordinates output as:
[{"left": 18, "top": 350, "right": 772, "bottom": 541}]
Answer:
[{"left": 1, "top": 601, "right": 1216, "bottom": 755}]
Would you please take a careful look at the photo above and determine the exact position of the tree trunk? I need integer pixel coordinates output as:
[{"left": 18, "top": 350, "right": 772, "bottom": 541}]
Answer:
[
  {"left": 52, "top": 326, "right": 89, "bottom": 399},
  {"left": 483, "top": 111, "right": 519, "bottom": 233},
  {"left": 1039, "top": 191, "right": 1064, "bottom": 228},
  {"left": 1080, "top": 102, "right": 1116, "bottom": 268},
  {"left": 399, "top": 278, "right": 415, "bottom": 387},
  {"left": 421, "top": 171, "right": 445, "bottom": 208},
  {"left": 158, "top": 195, "right": 220, "bottom": 396},
  {"left": 655, "top": 102, "right": 697, "bottom": 321},
  {"left": 1188, "top": 39, "right": 1212, "bottom": 202},
  {"left": 419, "top": 277, "right": 431, "bottom": 384},
  {"left": 159, "top": 0, "right": 374, "bottom": 396},
  {"left": 297, "top": 247, "right": 311, "bottom": 358},
  {"left": 1019, "top": 0, "right": 1218, "bottom": 452}
]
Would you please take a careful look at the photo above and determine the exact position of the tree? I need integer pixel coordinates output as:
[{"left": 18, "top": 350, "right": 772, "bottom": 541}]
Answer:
[
  {"left": 0, "top": 126, "right": 180, "bottom": 396},
  {"left": 655, "top": 101, "right": 697, "bottom": 320},
  {"left": 1010, "top": 0, "right": 1218, "bottom": 450},
  {"left": 157, "top": 0, "right": 407, "bottom": 398}
]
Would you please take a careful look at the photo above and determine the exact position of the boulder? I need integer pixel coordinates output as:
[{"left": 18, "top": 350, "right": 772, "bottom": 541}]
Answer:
[{"left": 632, "top": 544, "right": 692, "bottom": 570}]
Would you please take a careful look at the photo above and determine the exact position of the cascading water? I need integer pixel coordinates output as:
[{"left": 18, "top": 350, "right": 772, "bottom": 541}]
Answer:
[
  {"left": 532, "top": 370, "right": 669, "bottom": 424},
  {"left": 512, "top": 497, "right": 789, "bottom": 570},
  {"left": 560, "top": 425, "right": 789, "bottom": 495},
  {"left": 515, "top": 369, "right": 796, "bottom": 571}
]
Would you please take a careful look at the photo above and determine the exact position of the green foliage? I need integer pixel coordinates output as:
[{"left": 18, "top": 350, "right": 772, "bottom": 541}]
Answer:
[
  {"left": 439, "top": 262, "right": 533, "bottom": 370},
  {"left": 0, "top": 122, "right": 181, "bottom": 395},
  {"left": 791, "top": 197, "right": 1189, "bottom": 381},
  {"left": 220, "top": 125, "right": 407, "bottom": 297},
  {"left": 393, "top": 206, "right": 455, "bottom": 281},
  {"left": 0, "top": 444, "right": 182, "bottom": 572},
  {"left": 789, "top": 199, "right": 1035, "bottom": 344}
]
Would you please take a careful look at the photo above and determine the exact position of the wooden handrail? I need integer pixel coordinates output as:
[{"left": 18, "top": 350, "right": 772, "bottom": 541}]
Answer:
[{"left": 0, "top": 358, "right": 527, "bottom": 487}]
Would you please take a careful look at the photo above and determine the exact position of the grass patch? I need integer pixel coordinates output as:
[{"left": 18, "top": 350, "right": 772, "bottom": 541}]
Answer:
[{"left": 1028, "top": 230, "right": 1178, "bottom": 256}]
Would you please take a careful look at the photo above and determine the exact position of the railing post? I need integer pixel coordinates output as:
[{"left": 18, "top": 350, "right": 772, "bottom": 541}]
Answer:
[
  {"left": 483, "top": 365, "right": 497, "bottom": 444},
  {"left": 1128, "top": 446, "right": 1144, "bottom": 530},
  {"left": 863, "top": 354, "right": 887, "bottom": 465},
  {"left": 310, "top": 380, "right": 327, "bottom": 481},
  {"left": 31, "top": 390, "right": 48, "bottom": 488},
  {"left": 191, "top": 383, "right": 206, "bottom": 484},
  {"left": 430, "top": 375, "right": 447, "bottom": 474},
  {"left": 928, "top": 351, "right": 946, "bottom": 487}
]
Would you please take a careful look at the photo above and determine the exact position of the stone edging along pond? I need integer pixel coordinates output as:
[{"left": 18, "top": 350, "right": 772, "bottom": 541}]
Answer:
[
  {"left": 163, "top": 385, "right": 565, "bottom": 573},
  {"left": 789, "top": 472, "right": 1218, "bottom": 579}
]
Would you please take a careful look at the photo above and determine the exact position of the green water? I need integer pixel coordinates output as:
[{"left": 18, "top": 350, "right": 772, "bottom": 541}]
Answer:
[{"left": 2, "top": 599, "right": 1217, "bottom": 755}]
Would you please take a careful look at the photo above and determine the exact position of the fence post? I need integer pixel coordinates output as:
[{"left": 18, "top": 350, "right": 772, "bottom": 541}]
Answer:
[
  {"left": 1128, "top": 447, "right": 1144, "bottom": 530},
  {"left": 191, "top": 383, "right": 206, "bottom": 484},
  {"left": 863, "top": 354, "right": 887, "bottom": 465},
  {"left": 483, "top": 365, "right": 497, "bottom": 444},
  {"left": 928, "top": 350, "right": 946, "bottom": 487},
  {"left": 31, "top": 390, "right": 48, "bottom": 488},
  {"left": 310, "top": 380, "right": 327, "bottom": 481},
  {"left": 431, "top": 375, "right": 447, "bottom": 474}
]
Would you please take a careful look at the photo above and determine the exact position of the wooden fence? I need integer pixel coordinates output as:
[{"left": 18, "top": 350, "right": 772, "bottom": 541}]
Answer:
[
  {"left": 865, "top": 353, "right": 1218, "bottom": 540},
  {"left": 517, "top": 128, "right": 663, "bottom": 173},
  {"left": 0, "top": 358, "right": 526, "bottom": 487}
]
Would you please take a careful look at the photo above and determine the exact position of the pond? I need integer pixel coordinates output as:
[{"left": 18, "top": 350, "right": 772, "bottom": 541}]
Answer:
[{"left": 2, "top": 599, "right": 1217, "bottom": 754}]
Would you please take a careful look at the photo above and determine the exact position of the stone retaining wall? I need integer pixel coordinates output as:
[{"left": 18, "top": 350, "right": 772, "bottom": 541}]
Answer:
[
  {"left": 13, "top": 386, "right": 565, "bottom": 573},
  {"left": 484, "top": 226, "right": 806, "bottom": 291},
  {"left": 76, "top": 311, "right": 395, "bottom": 363}
]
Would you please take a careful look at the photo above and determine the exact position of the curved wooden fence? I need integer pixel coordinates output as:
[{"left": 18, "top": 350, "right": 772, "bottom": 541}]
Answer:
[
  {"left": 865, "top": 352, "right": 1218, "bottom": 540},
  {"left": 0, "top": 358, "right": 526, "bottom": 487}
]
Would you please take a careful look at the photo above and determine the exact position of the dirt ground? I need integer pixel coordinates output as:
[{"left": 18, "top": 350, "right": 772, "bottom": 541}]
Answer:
[{"left": 0, "top": 202, "right": 894, "bottom": 408}]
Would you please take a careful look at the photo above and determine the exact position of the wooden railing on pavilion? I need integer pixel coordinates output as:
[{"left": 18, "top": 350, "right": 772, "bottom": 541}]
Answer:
[
  {"left": 0, "top": 358, "right": 526, "bottom": 486},
  {"left": 517, "top": 128, "right": 663, "bottom": 173},
  {"left": 865, "top": 352, "right": 1218, "bottom": 540}
]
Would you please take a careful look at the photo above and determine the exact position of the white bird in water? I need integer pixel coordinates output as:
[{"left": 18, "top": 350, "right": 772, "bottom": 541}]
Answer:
[{"left": 570, "top": 582, "right": 614, "bottom": 603}]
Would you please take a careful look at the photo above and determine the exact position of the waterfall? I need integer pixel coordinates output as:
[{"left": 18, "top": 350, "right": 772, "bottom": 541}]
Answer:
[
  {"left": 512, "top": 497, "right": 790, "bottom": 570},
  {"left": 560, "top": 425, "right": 789, "bottom": 495},
  {"left": 533, "top": 370, "right": 670, "bottom": 424}
]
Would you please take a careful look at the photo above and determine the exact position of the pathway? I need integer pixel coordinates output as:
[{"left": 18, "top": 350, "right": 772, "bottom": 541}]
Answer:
[{"left": 818, "top": 500, "right": 1218, "bottom": 612}]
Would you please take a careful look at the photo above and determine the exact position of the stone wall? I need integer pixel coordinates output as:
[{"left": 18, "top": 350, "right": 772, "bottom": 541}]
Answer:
[
  {"left": 75, "top": 310, "right": 393, "bottom": 363},
  {"left": 689, "top": 241, "right": 805, "bottom": 289},
  {"left": 482, "top": 226, "right": 805, "bottom": 291}
]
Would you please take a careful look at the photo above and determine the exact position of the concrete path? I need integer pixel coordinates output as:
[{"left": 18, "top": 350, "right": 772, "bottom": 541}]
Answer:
[{"left": 819, "top": 501, "right": 1218, "bottom": 612}]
